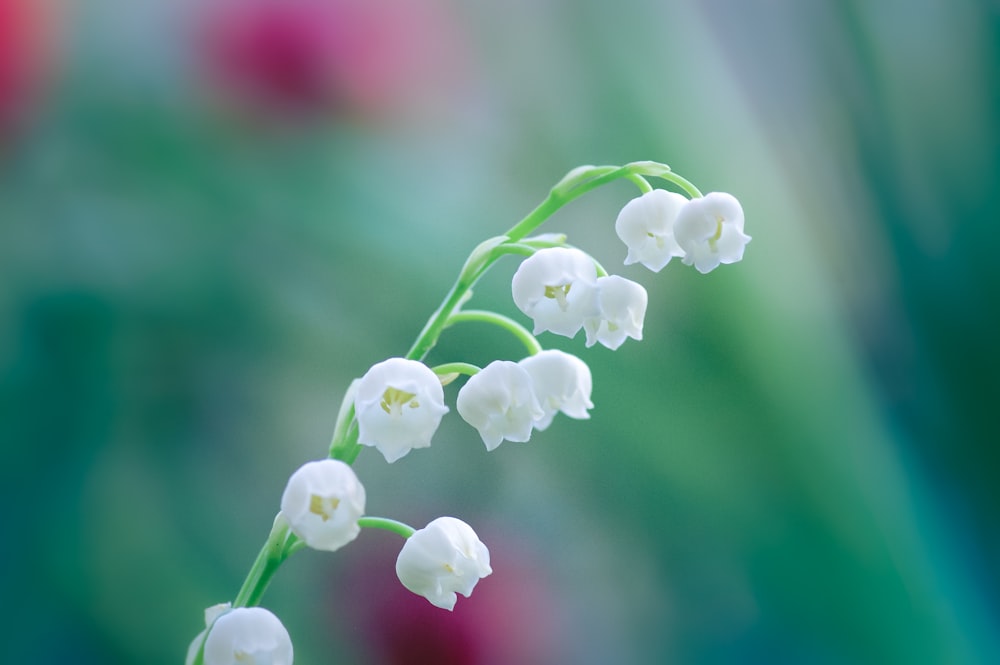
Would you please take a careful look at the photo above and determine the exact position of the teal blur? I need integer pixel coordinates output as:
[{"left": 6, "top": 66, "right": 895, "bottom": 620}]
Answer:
[{"left": 1, "top": 1, "right": 997, "bottom": 663}]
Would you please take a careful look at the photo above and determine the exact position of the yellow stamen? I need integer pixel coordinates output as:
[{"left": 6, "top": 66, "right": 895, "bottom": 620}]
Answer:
[
  {"left": 544, "top": 283, "right": 572, "bottom": 311},
  {"left": 309, "top": 494, "right": 340, "bottom": 521},
  {"left": 708, "top": 215, "right": 724, "bottom": 251},
  {"left": 380, "top": 387, "right": 419, "bottom": 416}
]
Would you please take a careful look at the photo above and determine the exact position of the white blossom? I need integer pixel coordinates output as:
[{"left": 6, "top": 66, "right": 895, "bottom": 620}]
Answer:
[
  {"left": 584, "top": 275, "right": 648, "bottom": 350},
  {"left": 518, "top": 350, "right": 593, "bottom": 430},
  {"left": 673, "top": 192, "right": 751, "bottom": 274},
  {"left": 511, "top": 247, "right": 599, "bottom": 338},
  {"left": 355, "top": 357, "right": 449, "bottom": 462},
  {"left": 614, "top": 189, "right": 687, "bottom": 271},
  {"left": 395, "top": 517, "right": 492, "bottom": 611},
  {"left": 193, "top": 606, "right": 293, "bottom": 665},
  {"left": 280, "top": 459, "right": 365, "bottom": 552},
  {"left": 457, "top": 360, "right": 544, "bottom": 450}
]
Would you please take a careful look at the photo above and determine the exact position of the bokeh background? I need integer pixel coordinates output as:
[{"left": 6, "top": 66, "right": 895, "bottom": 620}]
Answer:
[{"left": 2, "top": 0, "right": 998, "bottom": 663}]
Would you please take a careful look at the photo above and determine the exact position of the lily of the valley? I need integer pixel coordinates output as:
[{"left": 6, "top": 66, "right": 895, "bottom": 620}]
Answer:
[
  {"left": 674, "top": 192, "right": 751, "bottom": 274},
  {"left": 615, "top": 189, "right": 687, "bottom": 271},
  {"left": 280, "top": 459, "right": 366, "bottom": 552},
  {"left": 511, "top": 247, "right": 598, "bottom": 338},
  {"left": 584, "top": 275, "right": 648, "bottom": 350},
  {"left": 355, "top": 357, "right": 449, "bottom": 462},
  {"left": 518, "top": 350, "right": 593, "bottom": 430},
  {"left": 457, "top": 360, "right": 543, "bottom": 450},
  {"left": 395, "top": 516, "right": 493, "bottom": 611},
  {"left": 189, "top": 605, "right": 294, "bottom": 665}
]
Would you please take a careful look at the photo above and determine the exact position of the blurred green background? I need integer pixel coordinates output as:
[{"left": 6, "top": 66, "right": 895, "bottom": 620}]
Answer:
[{"left": 2, "top": 1, "right": 998, "bottom": 663}]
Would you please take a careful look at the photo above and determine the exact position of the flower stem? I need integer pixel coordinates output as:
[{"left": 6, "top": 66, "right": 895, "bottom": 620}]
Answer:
[
  {"left": 446, "top": 309, "right": 543, "bottom": 356},
  {"left": 232, "top": 515, "right": 294, "bottom": 608},
  {"left": 432, "top": 361, "right": 482, "bottom": 379},
  {"left": 329, "top": 379, "right": 362, "bottom": 461},
  {"left": 358, "top": 516, "right": 416, "bottom": 539}
]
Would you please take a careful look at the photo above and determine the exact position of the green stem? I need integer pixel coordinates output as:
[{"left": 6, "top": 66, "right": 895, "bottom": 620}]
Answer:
[
  {"left": 432, "top": 361, "right": 482, "bottom": 378},
  {"left": 358, "top": 516, "right": 416, "bottom": 539},
  {"left": 446, "top": 310, "right": 542, "bottom": 356},
  {"left": 232, "top": 515, "right": 294, "bottom": 608},
  {"left": 329, "top": 379, "right": 362, "bottom": 461},
  {"left": 657, "top": 171, "right": 703, "bottom": 198},
  {"left": 627, "top": 174, "right": 653, "bottom": 194}
]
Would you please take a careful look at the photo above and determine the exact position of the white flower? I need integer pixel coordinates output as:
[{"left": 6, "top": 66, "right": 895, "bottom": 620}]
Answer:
[
  {"left": 355, "top": 357, "right": 449, "bottom": 462},
  {"left": 511, "top": 247, "right": 599, "bottom": 338},
  {"left": 614, "top": 189, "right": 687, "bottom": 271},
  {"left": 395, "top": 517, "right": 492, "bottom": 611},
  {"left": 195, "top": 606, "right": 293, "bottom": 665},
  {"left": 673, "top": 192, "right": 751, "bottom": 274},
  {"left": 456, "top": 360, "right": 544, "bottom": 451},
  {"left": 584, "top": 275, "right": 648, "bottom": 350},
  {"left": 518, "top": 350, "right": 593, "bottom": 430},
  {"left": 280, "top": 459, "right": 366, "bottom": 552}
]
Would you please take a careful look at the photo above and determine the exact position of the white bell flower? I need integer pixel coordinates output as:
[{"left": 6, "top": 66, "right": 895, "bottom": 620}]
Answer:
[
  {"left": 518, "top": 350, "right": 593, "bottom": 430},
  {"left": 198, "top": 606, "right": 293, "bottom": 665},
  {"left": 584, "top": 275, "right": 648, "bottom": 350},
  {"left": 673, "top": 192, "right": 751, "bottom": 274},
  {"left": 456, "top": 360, "right": 544, "bottom": 451},
  {"left": 614, "top": 189, "right": 687, "bottom": 271},
  {"left": 355, "top": 357, "right": 449, "bottom": 462},
  {"left": 280, "top": 459, "right": 366, "bottom": 552},
  {"left": 511, "top": 247, "right": 599, "bottom": 338},
  {"left": 395, "top": 516, "right": 493, "bottom": 611}
]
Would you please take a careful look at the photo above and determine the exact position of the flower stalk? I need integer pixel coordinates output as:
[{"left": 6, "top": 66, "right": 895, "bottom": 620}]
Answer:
[{"left": 192, "top": 160, "right": 748, "bottom": 661}]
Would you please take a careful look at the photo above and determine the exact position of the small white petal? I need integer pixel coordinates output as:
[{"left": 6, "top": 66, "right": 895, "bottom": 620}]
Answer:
[
  {"left": 396, "top": 517, "right": 492, "bottom": 611},
  {"left": 584, "top": 276, "right": 648, "bottom": 350},
  {"left": 674, "top": 192, "right": 751, "bottom": 274},
  {"left": 511, "top": 247, "right": 599, "bottom": 338},
  {"left": 518, "top": 350, "right": 593, "bottom": 430},
  {"left": 355, "top": 358, "right": 449, "bottom": 462},
  {"left": 280, "top": 460, "right": 365, "bottom": 552},
  {"left": 615, "top": 189, "right": 687, "bottom": 271},
  {"left": 202, "top": 607, "right": 293, "bottom": 665}
]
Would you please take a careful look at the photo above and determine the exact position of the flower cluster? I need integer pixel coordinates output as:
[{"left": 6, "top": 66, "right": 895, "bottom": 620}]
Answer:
[
  {"left": 616, "top": 190, "right": 750, "bottom": 274},
  {"left": 189, "top": 163, "right": 748, "bottom": 664},
  {"left": 511, "top": 247, "right": 649, "bottom": 350}
]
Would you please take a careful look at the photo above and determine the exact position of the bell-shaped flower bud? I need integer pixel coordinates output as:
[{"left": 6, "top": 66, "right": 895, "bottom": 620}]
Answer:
[
  {"left": 457, "top": 360, "right": 544, "bottom": 451},
  {"left": 198, "top": 606, "right": 294, "bottom": 665},
  {"left": 673, "top": 192, "right": 751, "bottom": 274},
  {"left": 518, "top": 350, "right": 593, "bottom": 430},
  {"left": 584, "top": 275, "right": 648, "bottom": 350},
  {"left": 511, "top": 247, "right": 599, "bottom": 338},
  {"left": 614, "top": 189, "right": 687, "bottom": 271},
  {"left": 395, "top": 516, "right": 492, "bottom": 611},
  {"left": 280, "top": 459, "right": 366, "bottom": 552},
  {"left": 355, "top": 357, "right": 449, "bottom": 462}
]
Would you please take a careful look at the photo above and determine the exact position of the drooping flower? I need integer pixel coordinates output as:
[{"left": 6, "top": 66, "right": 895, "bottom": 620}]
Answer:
[
  {"left": 511, "top": 247, "right": 599, "bottom": 338},
  {"left": 280, "top": 459, "right": 366, "bottom": 552},
  {"left": 614, "top": 189, "right": 687, "bottom": 271},
  {"left": 355, "top": 357, "right": 449, "bottom": 462},
  {"left": 456, "top": 360, "right": 544, "bottom": 451},
  {"left": 583, "top": 275, "right": 648, "bottom": 350},
  {"left": 673, "top": 192, "right": 751, "bottom": 274},
  {"left": 518, "top": 350, "right": 593, "bottom": 430},
  {"left": 194, "top": 606, "right": 294, "bottom": 665},
  {"left": 395, "top": 516, "right": 492, "bottom": 611}
]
